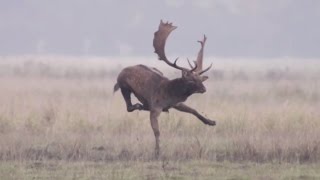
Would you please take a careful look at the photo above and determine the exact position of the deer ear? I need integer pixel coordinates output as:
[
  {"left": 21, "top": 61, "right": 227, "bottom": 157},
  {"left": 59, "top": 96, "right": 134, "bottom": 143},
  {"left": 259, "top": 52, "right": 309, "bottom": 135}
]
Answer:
[{"left": 200, "top": 76, "right": 209, "bottom": 82}]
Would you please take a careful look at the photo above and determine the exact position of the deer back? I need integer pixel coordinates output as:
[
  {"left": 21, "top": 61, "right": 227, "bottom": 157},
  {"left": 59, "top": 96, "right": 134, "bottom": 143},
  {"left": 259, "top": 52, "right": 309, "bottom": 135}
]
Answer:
[{"left": 117, "top": 65, "right": 168, "bottom": 103}]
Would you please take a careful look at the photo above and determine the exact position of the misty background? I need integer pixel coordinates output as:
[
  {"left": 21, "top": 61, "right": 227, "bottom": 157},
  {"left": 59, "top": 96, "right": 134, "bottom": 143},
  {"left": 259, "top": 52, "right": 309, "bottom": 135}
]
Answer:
[{"left": 0, "top": 0, "right": 319, "bottom": 58}]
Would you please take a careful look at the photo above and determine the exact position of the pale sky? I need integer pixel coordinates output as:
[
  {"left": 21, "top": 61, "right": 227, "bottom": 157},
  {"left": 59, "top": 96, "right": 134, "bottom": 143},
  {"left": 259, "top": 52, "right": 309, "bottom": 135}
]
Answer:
[{"left": 0, "top": 0, "right": 319, "bottom": 58}]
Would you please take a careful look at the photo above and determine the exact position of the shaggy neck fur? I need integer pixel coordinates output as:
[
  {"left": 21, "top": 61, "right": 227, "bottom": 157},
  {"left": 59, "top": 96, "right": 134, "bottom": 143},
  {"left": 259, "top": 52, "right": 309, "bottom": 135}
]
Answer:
[{"left": 165, "top": 78, "right": 194, "bottom": 101}]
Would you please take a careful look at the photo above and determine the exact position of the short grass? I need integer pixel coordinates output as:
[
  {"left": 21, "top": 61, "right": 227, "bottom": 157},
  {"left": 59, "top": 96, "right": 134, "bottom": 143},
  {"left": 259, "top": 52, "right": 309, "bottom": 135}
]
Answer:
[{"left": 1, "top": 161, "right": 320, "bottom": 180}]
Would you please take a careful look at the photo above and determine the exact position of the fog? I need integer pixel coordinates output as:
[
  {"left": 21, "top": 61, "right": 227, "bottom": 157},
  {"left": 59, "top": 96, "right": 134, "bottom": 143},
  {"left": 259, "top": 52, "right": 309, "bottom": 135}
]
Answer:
[{"left": 0, "top": 0, "right": 319, "bottom": 58}]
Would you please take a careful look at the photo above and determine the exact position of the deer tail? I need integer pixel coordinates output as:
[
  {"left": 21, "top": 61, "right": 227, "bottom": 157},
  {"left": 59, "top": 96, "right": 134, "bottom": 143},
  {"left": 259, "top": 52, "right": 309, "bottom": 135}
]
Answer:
[{"left": 113, "top": 82, "right": 120, "bottom": 93}]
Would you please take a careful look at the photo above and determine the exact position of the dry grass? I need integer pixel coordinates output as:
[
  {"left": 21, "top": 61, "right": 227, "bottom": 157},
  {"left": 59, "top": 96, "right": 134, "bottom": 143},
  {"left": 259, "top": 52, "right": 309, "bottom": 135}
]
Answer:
[{"left": 0, "top": 56, "right": 319, "bottom": 163}]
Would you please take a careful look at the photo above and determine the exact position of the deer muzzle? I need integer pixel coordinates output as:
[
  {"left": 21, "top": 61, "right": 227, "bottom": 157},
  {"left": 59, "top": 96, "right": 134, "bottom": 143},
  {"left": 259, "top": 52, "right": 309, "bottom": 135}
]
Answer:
[{"left": 197, "top": 86, "right": 206, "bottom": 93}]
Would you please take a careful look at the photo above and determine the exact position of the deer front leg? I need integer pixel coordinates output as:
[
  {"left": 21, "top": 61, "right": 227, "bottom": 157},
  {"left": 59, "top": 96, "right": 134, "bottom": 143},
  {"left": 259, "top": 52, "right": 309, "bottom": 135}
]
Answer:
[
  {"left": 150, "top": 108, "right": 162, "bottom": 159},
  {"left": 173, "top": 103, "right": 216, "bottom": 126}
]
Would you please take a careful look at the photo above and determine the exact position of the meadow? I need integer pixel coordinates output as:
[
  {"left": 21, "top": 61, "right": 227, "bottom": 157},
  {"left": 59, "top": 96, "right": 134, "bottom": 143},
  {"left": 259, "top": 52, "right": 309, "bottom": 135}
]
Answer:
[{"left": 0, "top": 56, "right": 319, "bottom": 179}]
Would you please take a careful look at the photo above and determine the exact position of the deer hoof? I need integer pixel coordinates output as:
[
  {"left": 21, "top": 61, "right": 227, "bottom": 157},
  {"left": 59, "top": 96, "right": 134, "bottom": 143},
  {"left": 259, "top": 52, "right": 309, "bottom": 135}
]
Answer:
[
  {"left": 127, "top": 103, "right": 143, "bottom": 112},
  {"left": 206, "top": 120, "right": 216, "bottom": 126},
  {"left": 134, "top": 103, "right": 144, "bottom": 110}
]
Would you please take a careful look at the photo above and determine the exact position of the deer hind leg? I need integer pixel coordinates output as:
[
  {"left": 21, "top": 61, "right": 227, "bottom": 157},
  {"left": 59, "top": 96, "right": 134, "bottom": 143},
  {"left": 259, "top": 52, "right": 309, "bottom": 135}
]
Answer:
[
  {"left": 174, "top": 103, "right": 216, "bottom": 126},
  {"left": 150, "top": 108, "right": 161, "bottom": 159},
  {"left": 120, "top": 88, "right": 143, "bottom": 112}
]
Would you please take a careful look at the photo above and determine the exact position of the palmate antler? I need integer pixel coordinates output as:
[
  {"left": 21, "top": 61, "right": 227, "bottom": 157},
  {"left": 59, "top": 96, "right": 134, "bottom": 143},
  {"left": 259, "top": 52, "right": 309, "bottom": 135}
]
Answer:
[
  {"left": 188, "top": 35, "right": 212, "bottom": 75},
  {"left": 153, "top": 20, "right": 197, "bottom": 72}
]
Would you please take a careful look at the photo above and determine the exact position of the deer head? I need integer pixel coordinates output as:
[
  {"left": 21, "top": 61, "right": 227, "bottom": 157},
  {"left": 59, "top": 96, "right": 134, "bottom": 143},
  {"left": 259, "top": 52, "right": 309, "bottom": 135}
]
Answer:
[{"left": 153, "top": 20, "right": 212, "bottom": 94}]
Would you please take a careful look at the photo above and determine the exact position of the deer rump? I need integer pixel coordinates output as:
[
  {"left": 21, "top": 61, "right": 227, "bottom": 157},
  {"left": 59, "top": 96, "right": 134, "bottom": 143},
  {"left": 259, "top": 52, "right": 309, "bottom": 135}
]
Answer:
[{"left": 114, "top": 65, "right": 164, "bottom": 110}]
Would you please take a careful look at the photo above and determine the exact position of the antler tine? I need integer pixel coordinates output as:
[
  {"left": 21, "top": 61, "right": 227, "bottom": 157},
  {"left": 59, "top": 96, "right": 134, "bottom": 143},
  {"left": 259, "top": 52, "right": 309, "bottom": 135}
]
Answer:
[
  {"left": 153, "top": 20, "right": 188, "bottom": 71},
  {"left": 173, "top": 57, "right": 180, "bottom": 66},
  {"left": 187, "top": 58, "right": 194, "bottom": 69},
  {"left": 194, "top": 34, "right": 207, "bottom": 73},
  {"left": 190, "top": 62, "right": 198, "bottom": 73},
  {"left": 197, "top": 34, "right": 207, "bottom": 46},
  {"left": 199, "top": 63, "right": 213, "bottom": 75},
  {"left": 187, "top": 58, "right": 198, "bottom": 69}
]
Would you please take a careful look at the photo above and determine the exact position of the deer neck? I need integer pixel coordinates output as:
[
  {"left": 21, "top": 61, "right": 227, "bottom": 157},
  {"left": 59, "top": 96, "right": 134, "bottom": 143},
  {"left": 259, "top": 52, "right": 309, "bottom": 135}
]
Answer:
[{"left": 164, "top": 78, "right": 193, "bottom": 101}]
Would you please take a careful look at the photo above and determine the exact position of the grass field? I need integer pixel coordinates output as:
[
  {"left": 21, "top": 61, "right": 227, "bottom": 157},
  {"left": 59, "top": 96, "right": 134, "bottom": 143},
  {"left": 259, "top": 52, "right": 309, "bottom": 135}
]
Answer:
[
  {"left": 1, "top": 161, "right": 320, "bottom": 180},
  {"left": 0, "top": 56, "right": 319, "bottom": 179}
]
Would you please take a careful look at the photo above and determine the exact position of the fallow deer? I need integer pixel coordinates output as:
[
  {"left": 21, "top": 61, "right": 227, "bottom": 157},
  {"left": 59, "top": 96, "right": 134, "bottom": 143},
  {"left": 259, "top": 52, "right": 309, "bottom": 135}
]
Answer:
[{"left": 114, "top": 20, "right": 216, "bottom": 158}]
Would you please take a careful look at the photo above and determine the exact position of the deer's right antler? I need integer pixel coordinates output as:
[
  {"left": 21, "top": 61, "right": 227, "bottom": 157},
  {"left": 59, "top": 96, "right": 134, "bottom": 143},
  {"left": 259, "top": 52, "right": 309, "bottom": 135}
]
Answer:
[
  {"left": 153, "top": 20, "right": 193, "bottom": 72},
  {"left": 188, "top": 35, "right": 212, "bottom": 74}
]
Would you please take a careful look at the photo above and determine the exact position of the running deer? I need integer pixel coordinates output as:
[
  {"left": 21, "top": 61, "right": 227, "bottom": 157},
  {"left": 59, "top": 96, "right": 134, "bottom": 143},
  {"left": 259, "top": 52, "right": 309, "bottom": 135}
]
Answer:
[{"left": 114, "top": 20, "right": 216, "bottom": 158}]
